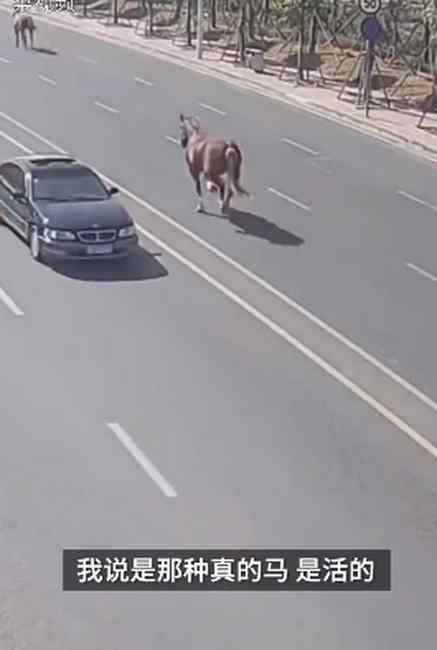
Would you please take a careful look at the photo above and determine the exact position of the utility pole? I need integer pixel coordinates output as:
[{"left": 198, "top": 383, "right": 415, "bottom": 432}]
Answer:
[{"left": 196, "top": 0, "right": 203, "bottom": 59}]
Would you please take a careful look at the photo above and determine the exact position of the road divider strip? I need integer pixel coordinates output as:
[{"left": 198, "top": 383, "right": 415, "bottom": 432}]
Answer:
[
  {"left": 93, "top": 101, "right": 119, "bottom": 114},
  {"left": 107, "top": 422, "right": 178, "bottom": 497},
  {"left": 38, "top": 75, "right": 56, "bottom": 86},
  {"left": 406, "top": 262, "right": 437, "bottom": 284},
  {"left": 0, "top": 287, "right": 24, "bottom": 316},
  {"left": 397, "top": 190, "right": 437, "bottom": 213},
  {"left": 268, "top": 187, "right": 311, "bottom": 212},
  {"left": 199, "top": 103, "right": 228, "bottom": 116},
  {"left": 281, "top": 138, "right": 319, "bottom": 156}
]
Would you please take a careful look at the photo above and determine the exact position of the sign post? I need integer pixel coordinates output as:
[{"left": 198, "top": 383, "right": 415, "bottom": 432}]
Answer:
[{"left": 358, "top": 0, "right": 382, "bottom": 117}]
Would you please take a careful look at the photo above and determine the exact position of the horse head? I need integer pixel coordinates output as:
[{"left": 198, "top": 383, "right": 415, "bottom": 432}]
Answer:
[{"left": 179, "top": 114, "right": 201, "bottom": 148}]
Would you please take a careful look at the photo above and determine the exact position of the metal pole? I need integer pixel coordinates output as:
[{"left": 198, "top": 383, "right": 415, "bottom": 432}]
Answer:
[
  {"left": 196, "top": 0, "right": 203, "bottom": 59},
  {"left": 364, "top": 40, "right": 372, "bottom": 118}
]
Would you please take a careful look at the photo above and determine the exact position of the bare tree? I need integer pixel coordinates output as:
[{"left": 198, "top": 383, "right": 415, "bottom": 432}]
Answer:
[
  {"left": 172, "top": 0, "right": 185, "bottom": 24},
  {"left": 238, "top": 0, "right": 248, "bottom": 62},
  {"left": 186, "top": 0, "right": 193, "bottom": 46}
]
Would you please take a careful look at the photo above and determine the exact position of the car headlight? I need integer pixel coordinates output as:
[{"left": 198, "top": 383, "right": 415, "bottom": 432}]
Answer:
[
  {"left": 118, "top": 224, "right": 136, "bottom": 238},
  {"left": 46, "top": 229, "right": 76, "bottom": 241}
]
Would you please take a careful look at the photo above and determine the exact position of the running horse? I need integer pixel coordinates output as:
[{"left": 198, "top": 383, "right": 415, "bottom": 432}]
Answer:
[
  {"left": 178, "top": 114, "right": 249, "bottom": 214},
  {"left": 13, "top": 9, "right": 36, "bottom": 49}
]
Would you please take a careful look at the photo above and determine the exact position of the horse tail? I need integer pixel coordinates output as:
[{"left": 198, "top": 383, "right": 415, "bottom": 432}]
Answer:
[{"left": 224, "top": 142, "right": 250, "bottom": 198}]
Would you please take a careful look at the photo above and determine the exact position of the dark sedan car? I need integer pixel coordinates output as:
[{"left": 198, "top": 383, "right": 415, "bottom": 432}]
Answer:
[{"left": 0, "top": 155, "right": 139, "bottom": 263}]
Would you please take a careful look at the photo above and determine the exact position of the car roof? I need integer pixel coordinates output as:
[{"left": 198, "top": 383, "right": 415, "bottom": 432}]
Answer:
[{"left": 6, "top": 155, "right": 91, "bottom": 174}]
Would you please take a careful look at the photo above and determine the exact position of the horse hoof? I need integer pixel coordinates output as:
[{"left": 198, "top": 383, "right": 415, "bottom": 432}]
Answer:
[{"left": 196, "top": 205, "right": 204, "bottom": 213}]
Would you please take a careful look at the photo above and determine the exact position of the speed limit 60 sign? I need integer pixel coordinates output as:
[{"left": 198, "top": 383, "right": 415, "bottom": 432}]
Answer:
[{"left": 359, "top": 0, "right": 381, "bottom": 14}]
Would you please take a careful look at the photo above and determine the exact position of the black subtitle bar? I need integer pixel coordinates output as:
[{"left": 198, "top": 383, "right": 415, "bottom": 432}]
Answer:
[{"left": 63, "top": 549, "right": 391, "bottom": 591}]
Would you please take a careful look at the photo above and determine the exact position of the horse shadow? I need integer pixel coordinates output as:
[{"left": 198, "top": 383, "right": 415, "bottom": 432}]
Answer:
[
  {"left": 208, "top": 207, "right": 305, "bottom": 246},
  {"left": 48, "top": 247, "right": 168, "bottom": 282},
  {"left": 31, "top": 47, "right": 58, "bottom": 55}
]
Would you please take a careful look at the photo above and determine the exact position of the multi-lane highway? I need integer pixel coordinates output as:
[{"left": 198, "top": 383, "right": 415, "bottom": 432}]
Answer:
[{"left": 0, "top": 8, "right": 437, "bottom": 649}]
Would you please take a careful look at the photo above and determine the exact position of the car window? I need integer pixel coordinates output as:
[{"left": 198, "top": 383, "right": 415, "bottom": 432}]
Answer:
[
  {"left": 0, "top": 163, "right": 24, "bottom": 193},
  {"left": 32, "top": 168, "right": 109, "bottom": 202}
]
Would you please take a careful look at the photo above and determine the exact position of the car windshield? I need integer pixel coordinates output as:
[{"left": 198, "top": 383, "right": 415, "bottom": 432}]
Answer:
[{"left": 32, "top": 168, "right": 109, "bottom": 202}]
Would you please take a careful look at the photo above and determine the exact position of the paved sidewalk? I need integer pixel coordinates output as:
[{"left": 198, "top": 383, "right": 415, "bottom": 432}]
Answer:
[{"left": 7, "top": 4, "right": 437, "bottom": 162}]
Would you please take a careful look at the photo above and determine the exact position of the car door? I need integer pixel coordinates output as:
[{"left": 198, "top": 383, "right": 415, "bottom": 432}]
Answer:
[{"left": 0, "top": 163, "right": 31, "bottom": 237}]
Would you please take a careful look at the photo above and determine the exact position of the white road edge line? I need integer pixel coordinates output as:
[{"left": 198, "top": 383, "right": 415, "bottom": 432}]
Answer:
[
  {"left": 199, "top": 103, "right": 228, "bottom": 116},
  {"left": 1, "top": 110, "right": 437, "bottom": 439},
  {"left": 107, "top": 422, "right": 178, "bottom": 497},
  {"left": 397, "top": 190, "right": 437, "bottom": 213},
  {"left": 0, "top": 287, "right": 24, "bottom": 316},
  {"left": 165, "top": 135, "right": 179, "bottom": 145},
  {"left": 93, "top": 101, "right": 119, "bottom": 114},
  {"left": 0, "top": 128, "right": 33, "bottom": 153},
  {"left": 38, "top": 74, "right": 56, "bottom": 85},
  {"left": 0, "top": 56, "right": 11, "bottom": 64},
  {"left": 77, "top": 55, "right": 97, "bottom": 64},
  {"left": 268, "top": 186, "right": 311, "bottom": 212},
  {"left": 406, "top": 262, "right": 437, "bottom": 283},
  {"left": 282, "top": 137, "right": 319, "bottom": 156},
  {"left": 133, "top": 223, "right": 437, "bottom": 461},
  {"left": 134, "top": 76, "right": 154, "bottom": 86}
]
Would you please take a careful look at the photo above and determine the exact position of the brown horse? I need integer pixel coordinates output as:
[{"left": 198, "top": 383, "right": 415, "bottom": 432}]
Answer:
[
  {"left": 178, "top": 114, "right": 249, "bottom": 214},
  {"left": 13, "top": 11, "right": 36, "bottom": 49}
]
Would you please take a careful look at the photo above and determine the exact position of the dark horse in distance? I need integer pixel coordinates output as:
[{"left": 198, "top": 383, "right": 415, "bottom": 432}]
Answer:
[{"left": 13, "top": 9, "right": 36, "bottom": 49}]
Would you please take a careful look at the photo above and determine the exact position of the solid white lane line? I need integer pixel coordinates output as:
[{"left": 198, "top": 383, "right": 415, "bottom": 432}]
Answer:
[
  {"left": 134, "top": 223, "right": 437, "bottom": 461},
  {"left": 94, "top": 101, "right": 119, "bottom": 114},
  {"left": 165, "top": 135, "right": 179, "bottom": 145},
  {"left": 107, "top": 423, "right": 178, "bottom": 497},
  {"left": 397, "top": 190, "right": 437, "bottom": 213},
  {"left": 134, "top": 76, "right": 154, "bottom": 86},
  {"left": 406, "top": 262, "right": 437, "bottom": 283},
  {"left": 0, "top": 287, "right": 24, "bottom": 316},
  {"left": 282, "top": 137, "right": 319, "bottom": 156},
  {"left": 2, "top": 109, "right": 437, "bottom": 427},
  {"left": 77, "top": 55, "right": 97, "bottom": 64},
  {"left": 38, "top": 74, "right": 56, "bottom": 85},
  {"left": 0, "top": 56, "right": 11, "bottom": 64},
  {"left": 199, "top": 103, "right": 227, "bottom": 116},
  {"left": 0, "top": 128, "right": 33, "bottom": 153},
  {"left": 268, "top": 186, "right": 311, "bottom": 212}
]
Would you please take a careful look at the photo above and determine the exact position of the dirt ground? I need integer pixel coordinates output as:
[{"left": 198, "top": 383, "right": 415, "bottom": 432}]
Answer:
[{"left": 95, "top": 3, "right": 437, "bottom": 114}]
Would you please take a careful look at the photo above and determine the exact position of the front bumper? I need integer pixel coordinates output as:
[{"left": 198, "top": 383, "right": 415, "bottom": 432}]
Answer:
[{"left": 40, "top": 234, "right": 139, "bottom": 260}]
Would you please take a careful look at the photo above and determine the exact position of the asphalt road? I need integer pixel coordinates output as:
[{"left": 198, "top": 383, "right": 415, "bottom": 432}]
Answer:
[{"left": 0, "top": 9, "right": 437, "bottom": 650}]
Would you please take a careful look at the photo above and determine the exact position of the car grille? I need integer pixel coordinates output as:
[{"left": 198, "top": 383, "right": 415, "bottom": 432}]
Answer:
[{"left": 77, "top": 229, "right": 116, "bottom": 243}]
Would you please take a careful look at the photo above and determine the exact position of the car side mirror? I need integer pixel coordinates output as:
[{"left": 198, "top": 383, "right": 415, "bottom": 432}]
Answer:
[{"left": 109, "top": 186, "right": 119, "bottom": 196}]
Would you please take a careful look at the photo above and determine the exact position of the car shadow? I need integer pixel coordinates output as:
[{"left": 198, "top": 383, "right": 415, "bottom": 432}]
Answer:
[
  {"left": 31, "top": 47, "right": 58, "bottom": 55},
  {"left": 206, "top": 207, "right": 305, "bottom": 246},
  {"left": 49, "top": 247, "right": 168, "bottom": 282}
]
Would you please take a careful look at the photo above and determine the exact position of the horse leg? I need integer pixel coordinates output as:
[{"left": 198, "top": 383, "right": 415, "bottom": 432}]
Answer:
[
  {"left": 216, "top": 179, "right": 229, "bottom": 214},
  {"left": 15, "top": 28, "right": 19, "bottom": 48},
  {"left": 222, "top": 174, "right": 234, "bottom": 214},
  {"left": 30, "top": 29, "right": 34, "bottom": 49},
  {"left": 22, "top": 29, "right": 27, "bottom": 50},
  {"left": 190, "top": 169, "right": 204, "bottom": 213}
]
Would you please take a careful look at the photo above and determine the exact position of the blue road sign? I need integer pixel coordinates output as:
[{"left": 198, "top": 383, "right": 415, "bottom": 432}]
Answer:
[{"left": 360, "top": 16, "right": 383, "bottom": 46}]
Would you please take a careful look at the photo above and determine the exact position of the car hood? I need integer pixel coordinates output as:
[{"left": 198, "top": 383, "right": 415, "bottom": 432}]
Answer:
[{"left": 34, "top": 199, "right": 132, "bottom": 230}]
